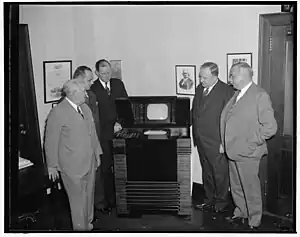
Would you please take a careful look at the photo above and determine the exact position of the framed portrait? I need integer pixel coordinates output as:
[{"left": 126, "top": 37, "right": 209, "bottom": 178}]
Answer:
[
  {"left": 43, "top": 60, "right": 72, "bottom": 103},
  {"left": 226, "top": 53, "right": 252, "bottom": 82},
  {"left": 110, "top": 60, "right": 122, "bottom": 80},
  {"left": 175, "top": 65, "right": 196, "bottom": 95}
]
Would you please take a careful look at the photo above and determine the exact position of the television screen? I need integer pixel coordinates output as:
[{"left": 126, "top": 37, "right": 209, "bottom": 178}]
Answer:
[{"left": 147, "top": 103, "right": 168, "bottom": 120}]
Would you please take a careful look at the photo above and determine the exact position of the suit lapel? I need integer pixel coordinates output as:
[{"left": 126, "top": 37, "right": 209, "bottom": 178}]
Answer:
[
  {"left": 225, "top": 83, "right": 257, "bottom": 120},
  {"left": 95, "top": 78, "right": 111, "bottom": 97},
  {"left": 80, "top": 103, "right": 93, "bottom": 135},
  {"left": 198, "top": 80, "right": 220, "bottom": 113}
]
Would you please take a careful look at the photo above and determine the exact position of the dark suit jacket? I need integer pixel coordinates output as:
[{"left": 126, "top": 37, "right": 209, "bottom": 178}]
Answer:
[
  {"left": 91, "top": 78, "right": 128, "bottom": 141},
  {"left": 44, "top": 98, "right": 102, "bottom": 179},
  {"left": 86, "top": 90, "right": 100, "bottom": 141},
  {"left": 220, "top": 83, "right": 277, "bottom": 161},
  {"left": 192, "top": 80, "right": 234, "bottom": 155}
]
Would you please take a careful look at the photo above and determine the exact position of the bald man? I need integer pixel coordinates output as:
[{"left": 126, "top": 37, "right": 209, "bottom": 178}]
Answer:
[
  {"left": 45, "top": 80, "right": 102, "bottom": 230},
  {"left": 220, "top": 62, "right": 277, "bottom": 230}
]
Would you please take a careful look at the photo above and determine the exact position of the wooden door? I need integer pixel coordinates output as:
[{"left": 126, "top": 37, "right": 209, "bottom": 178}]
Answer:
[{"left": 258, "top": 13, "right": 294, "bottom": 215}]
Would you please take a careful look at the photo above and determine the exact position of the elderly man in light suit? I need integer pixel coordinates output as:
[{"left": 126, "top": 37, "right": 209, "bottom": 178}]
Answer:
[
  {"left": 45, "top": 79, "right": 102, "bottom": 231},
  {"left": 220, "top": 62, "right": 277, "bottom": 230}
]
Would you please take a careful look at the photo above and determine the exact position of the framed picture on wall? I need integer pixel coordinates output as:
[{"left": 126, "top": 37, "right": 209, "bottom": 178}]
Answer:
[
  {"left": 43, "top": 60, "right": 72, "bottom": 103},
  {"left": 175, "top": 65, "right": 196, "bottom": 95},
  {"left": 110, "top": 60, "right": 122, "bottom": 80},
  {"left": 52, "top": 102, "right": 58, "bottom": 108},
  {"left": 226, "top": 53, "right": 252, "bottom": 83}
]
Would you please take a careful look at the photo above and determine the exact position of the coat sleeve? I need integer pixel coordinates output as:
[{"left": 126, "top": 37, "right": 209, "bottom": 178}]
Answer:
[
  {"left": 119, "top": 80, "right": 128, "bottom": 98},
  {"left": 191, "top": 86, "right": 200, "bottom": 146},
  {"left": 44, "top": 108, "right": 62, "bottom": 169},
  {"left": 223, "top": 86, "right": 235, "bottom": 107},
  {"left": 256, "top": 92, "right": 278, "bottom": 144},
  {"left": 89, "top": 92, "right": 101, "bottom": 141},
  {"left": 93, "top": 121, "right": 103, "bottom": 157}
]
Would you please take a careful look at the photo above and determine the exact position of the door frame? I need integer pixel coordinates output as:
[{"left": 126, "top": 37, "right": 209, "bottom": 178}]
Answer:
[{"left": 257, "top": 12, "right": 294, "bottom": 214}]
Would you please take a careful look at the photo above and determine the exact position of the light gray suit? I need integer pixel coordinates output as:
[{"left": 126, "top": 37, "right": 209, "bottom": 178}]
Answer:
[
  {"left": 220, "top": 83, "right": 277, "bottom": 227},
  {"left": 45, "top": 98, "right": 102, "bottom": 230}
]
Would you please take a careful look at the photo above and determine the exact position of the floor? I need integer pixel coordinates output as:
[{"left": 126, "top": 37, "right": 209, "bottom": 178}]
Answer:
[{"left": 12, "top": 184, "right": 294, "bottom": 233}]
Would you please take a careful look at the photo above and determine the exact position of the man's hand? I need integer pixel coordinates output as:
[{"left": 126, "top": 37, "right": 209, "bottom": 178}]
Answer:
[
  {"left": 48, "top": 167, "right": 59, "bottom": 182},
  {"left": 114, "top": 122, "right": 122, "bottom": 133},
  {"left": 219, "top": 144, "right": 224, "bottom": 154}
]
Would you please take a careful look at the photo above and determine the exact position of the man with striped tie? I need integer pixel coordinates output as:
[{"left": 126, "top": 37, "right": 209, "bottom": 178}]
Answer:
[
  {"left": 91, "top": 59, "right": 129, "bottom": 215},
  {"left": 192, "top": 62, "right": 234, "bottom": 212}
]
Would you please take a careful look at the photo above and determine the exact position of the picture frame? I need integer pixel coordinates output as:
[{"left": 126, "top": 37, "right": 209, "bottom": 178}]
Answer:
[
  {"left": 226, "top": 53, "right": 252, "bottom": 82},
  {"left": 52, "top": 102, "right": 58, "bottom": 108},
  {"left": 43, "top": 60, "right": 72, "bottom": 103},
  {"left": 175, "top": 65, "right": 196, "bottom": 95},
  {"left": 110, "top": 60, "right": 122, "bottom": 80}
]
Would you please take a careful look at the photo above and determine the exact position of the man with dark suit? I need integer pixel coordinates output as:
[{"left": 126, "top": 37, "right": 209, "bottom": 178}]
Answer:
[
  {"left": 72, "top": 66, "right": 100, "bottom": 140},
  {"left": 192, "top": 62, "right": 234, "bottom": 212},
  {"left": 45, "top": 80, "right": 102, "bottom": 230},
  {"left": 91, "top": 59, "right": 128, "bottom": 213},
  {"left": 220, "top": 62, "right": 277, "bottom": 229}
]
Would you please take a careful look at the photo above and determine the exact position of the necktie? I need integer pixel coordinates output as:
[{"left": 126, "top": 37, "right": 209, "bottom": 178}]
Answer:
[
  {"left": 77, "top": 106, "right": 84, "bottom": 119},
  {"left": 105, "top": 82, "right": 110, "bottom": 96},
  {"left": 203, "top": 88, "right": 209, "bottom": 97},
  {"left": 233, "top": 90, "right": 241, "bottom": 104}
]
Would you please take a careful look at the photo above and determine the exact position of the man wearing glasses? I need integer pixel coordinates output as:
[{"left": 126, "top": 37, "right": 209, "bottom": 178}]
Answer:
[{"left": 91, "top": 59, "right": 129, "bottom": 216}]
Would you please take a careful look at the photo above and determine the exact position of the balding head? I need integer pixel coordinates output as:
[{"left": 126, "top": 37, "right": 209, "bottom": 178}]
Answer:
[
  {"left": 199, "top": 62, "right": 219, "bottom": 88},
  {"left": 231, "top": 62, "right": 253, "bottom": 77},
  {"left": 62, "top": 80, "right": 86, "bottom": 105},
  {"left": 228, "top": 62, "right": 253, "bottom": 90},
  {"left": 72, "top": 66, "right": 94, "bottom": 90}
]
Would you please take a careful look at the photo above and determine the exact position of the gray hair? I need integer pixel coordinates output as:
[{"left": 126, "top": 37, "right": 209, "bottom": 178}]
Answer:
[
  {"left": 200, "top": 62, "right": 219, "bottom": 77},
  {"left": 62, "top": 79, "right": 85, "bottom": 97},
  {"left": 231, "top": 62, "right": 253, "bottom": 77}
]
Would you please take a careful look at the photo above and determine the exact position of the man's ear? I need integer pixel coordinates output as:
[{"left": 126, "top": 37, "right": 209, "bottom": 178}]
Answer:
[{"left": 95, "top": 70, "right": 99, "bottom": 77}]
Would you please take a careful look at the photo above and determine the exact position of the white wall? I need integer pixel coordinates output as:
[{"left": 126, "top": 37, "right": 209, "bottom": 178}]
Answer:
[{"left": 19, "top": 5, "right": 281, "bottom": 184}]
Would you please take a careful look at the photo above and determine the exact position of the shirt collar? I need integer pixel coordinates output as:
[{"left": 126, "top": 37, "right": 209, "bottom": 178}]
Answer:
[
  {"left": 239, "top": 81, "right": 253, "bottom": 96},
  {"left": 66, "top": 97, "right": 80, "bottom": 111},
  {"left": 99, "top": 78, "right": 110, "bottom": 89}
]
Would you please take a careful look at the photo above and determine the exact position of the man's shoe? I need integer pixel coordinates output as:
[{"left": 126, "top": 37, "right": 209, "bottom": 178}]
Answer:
[
  {"left": 214, "top": 202, "right": 229, "bottom": 213},
  {"left": 88, "top": 223, "right": 93, "bottom": 231},
  {"left": 194, "top": 202, "right": 214, "bottom": 211},
  {"left": 225, "top": 215, "right": 246, "bottom": 225},
  {"left": 214, "top": 205, "right": 229, "bottom": 213},
  {"left": 95, "top": 206, "right": 112, "bottom": 215},
  {"left": 248, "top": 225, "right": 260, "bottom": 232}
]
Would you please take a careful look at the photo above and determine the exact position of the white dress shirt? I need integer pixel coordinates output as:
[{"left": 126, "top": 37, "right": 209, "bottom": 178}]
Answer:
[
  {"left": 236, "top": 81, "right": 253, "bottom": 102},
  {"left": 66, "top": 97, "right": 83, "bottom": 114},
  {"left": 99, "top": 79, "right": 111, "bottom": 90}
]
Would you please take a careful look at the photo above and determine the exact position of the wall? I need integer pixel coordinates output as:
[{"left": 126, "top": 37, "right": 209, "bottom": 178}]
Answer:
[{"left": 19, "top": 5, "right": 281, "bottom": 184}]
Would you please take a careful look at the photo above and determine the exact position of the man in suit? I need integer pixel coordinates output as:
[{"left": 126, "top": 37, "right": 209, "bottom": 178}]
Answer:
[
  {"left": 91, "top": 59, "right": 128, "bottom": 213},
  {"left": 45, "top": 80, "right": 102, "bottom": 230},
  {"left": 220, "top": 62, "right": 277, "bottom": 229},
  {"left": 72, "top": 66, "right": 100, "bottom": 140},
  {"left": 192, "top": 62, "right": 234, "bottom": 212}
]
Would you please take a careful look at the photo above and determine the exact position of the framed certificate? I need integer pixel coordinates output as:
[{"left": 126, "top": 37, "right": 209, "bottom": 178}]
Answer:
[
  {"left": 43, "top": 60, "right": 72, "bottom": 103},
  {"left": 226, "top": 53, "right": 252, "bottom": 83}
]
